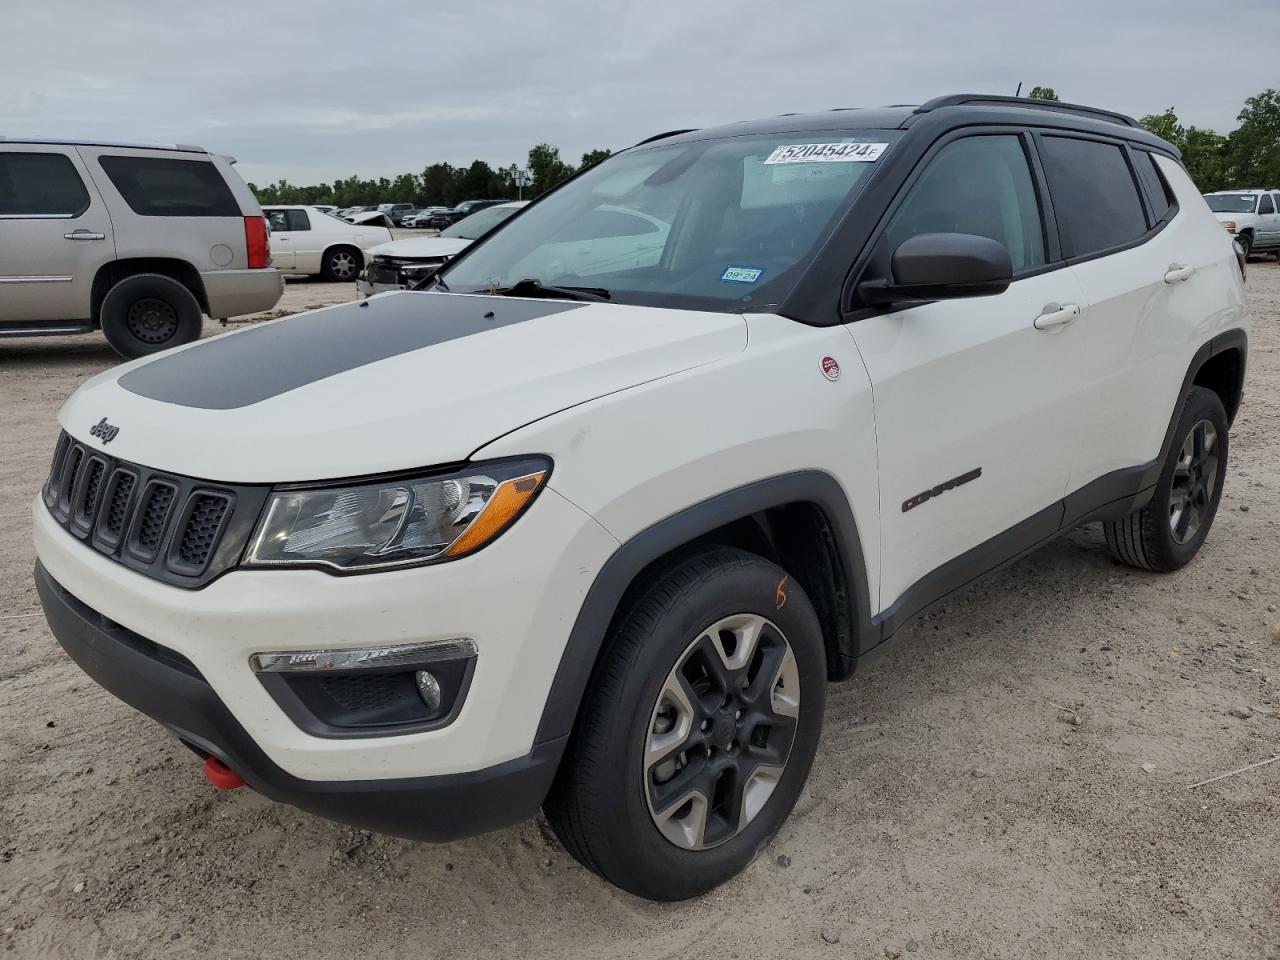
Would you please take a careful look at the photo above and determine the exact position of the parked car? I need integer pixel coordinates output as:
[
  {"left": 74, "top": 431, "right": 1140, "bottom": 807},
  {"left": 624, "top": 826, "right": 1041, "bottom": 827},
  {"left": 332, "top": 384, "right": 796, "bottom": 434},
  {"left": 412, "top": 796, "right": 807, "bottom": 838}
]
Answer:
[
  {"left": 261, "top": 205, "right": 393, "bottom": 281},
  {"left": 1202, "top": 189, "right": 1280, "bottom": 258},
  {"left": 312, "top": 204, "right": 337, "bottom": 216},
  {"left": 357, "top": 201, "right": 528, "bottom": 296},
  {"left": 377, "top": 202, "right": 417, "bottom": 226},
  {"left": 430, "top": 198, "right": 511, "bottom": 229},
  {"left": 338, "top": 205, "right": 375, "bottom": 221},
  {"left": 346, "top": 210, "right": 396, "bottom": 229},
  {"left": 33, "top": 95, "right": 1247, "bottom": 901},
  {"left": 0, "top": 137, "right": 282, "bottom": 357},
  {"left": 403, "top": 207, "right": 450, "bottom": 228}
]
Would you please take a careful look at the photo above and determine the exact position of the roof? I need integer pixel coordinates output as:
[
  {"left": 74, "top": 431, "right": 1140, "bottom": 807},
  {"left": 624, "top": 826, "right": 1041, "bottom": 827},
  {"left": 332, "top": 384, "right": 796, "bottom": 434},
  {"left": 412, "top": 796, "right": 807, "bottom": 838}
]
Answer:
[
  {"left": 641, "top": 94, "right": 1178, "bottom": 157},
  {"left": 0, "top": 136, "right": 207, "bottom": 153}
]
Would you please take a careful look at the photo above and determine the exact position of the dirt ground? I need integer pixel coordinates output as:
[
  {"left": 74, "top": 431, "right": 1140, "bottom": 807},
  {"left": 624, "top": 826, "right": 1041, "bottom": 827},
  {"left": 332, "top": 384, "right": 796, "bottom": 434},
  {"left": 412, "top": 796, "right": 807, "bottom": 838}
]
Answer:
[{"left": 1, "top": 267, "right": 1277, "bottom": 960}]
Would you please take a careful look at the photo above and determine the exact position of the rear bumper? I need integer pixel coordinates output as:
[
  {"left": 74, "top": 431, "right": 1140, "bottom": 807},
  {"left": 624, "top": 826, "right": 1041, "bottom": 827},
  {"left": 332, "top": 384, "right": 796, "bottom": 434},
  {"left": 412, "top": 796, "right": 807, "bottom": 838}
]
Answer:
[
  {"left": 201, "top": 268, "right": 284, "bottom": 319},
  {"left": 35, "top": 561, "right": 564, "bottom": 842}
]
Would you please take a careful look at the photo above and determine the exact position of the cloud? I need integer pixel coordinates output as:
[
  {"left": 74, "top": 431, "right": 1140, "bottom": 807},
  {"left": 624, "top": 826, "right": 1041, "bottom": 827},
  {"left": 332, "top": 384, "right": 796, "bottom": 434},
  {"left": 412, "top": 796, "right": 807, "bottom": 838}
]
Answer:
[{"left": 4, "top": 0, "right": 1273, "bottom": 183}]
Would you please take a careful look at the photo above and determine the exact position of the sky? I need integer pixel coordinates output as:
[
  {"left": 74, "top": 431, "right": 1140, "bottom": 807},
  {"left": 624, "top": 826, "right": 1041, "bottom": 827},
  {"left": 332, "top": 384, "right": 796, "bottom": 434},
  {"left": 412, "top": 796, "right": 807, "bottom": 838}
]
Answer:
[{"left": 5, "top": 0, "right": 1275, "bottom": 188}]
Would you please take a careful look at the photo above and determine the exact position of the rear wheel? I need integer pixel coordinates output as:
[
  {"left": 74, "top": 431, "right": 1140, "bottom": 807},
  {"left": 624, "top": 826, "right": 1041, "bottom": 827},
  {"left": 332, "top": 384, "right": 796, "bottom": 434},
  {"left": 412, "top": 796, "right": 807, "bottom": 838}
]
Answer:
[
  {"left": 544, "top": 546, "right": 826, "bottom": 900},
  {"left": 1104, "top": 386, "right": 1228, "bottom": 571},
  {"left": 321, "top": 246, "right": 361, "bottom": 282},
  {"left": 100, "top": 273, "right": 202, "bottom": 359}
]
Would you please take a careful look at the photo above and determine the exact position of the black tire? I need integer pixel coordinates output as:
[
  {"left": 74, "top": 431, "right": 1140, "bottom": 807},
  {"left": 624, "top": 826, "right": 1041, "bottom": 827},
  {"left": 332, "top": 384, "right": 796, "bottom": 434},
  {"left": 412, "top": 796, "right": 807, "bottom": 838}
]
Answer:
[
  {"left": 1237, "top": 232, "right": 1253, "bottom": 259},
  {"left": 321, "top": 246, "right": 361, "bottom": 282},
  {"left": 1103, "top": 386, "right": 1228, "bottom": 572},
  {"left": 99, "top": 273, "right": 203, "bottom": 359},
  {"left": 544, "top": 546, "right": 826, "bottom": 900}
]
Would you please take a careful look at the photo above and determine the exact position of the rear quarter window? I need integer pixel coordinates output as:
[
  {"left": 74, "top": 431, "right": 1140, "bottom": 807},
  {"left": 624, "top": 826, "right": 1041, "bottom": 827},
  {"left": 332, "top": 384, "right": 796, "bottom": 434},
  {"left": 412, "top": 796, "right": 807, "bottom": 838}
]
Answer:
[
  {"left": 98, "top": 155, "right": 240, "bottom": 217},
  {"left": 1038, "top": 136, "right": 1148, "bottom": 258},
  {"left": 0, "top": 152, "right": 91, "bottom": 217},
  {"left": 1133, "top": 152, "right": 1175, "bottom": 224}
]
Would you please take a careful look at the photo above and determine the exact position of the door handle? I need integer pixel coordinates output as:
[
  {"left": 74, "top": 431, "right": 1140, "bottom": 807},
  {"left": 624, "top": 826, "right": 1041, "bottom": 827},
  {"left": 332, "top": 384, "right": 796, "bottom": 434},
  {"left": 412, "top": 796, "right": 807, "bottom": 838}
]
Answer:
[
  {"left": 1033, "top": 302, "right": 1081, "bottom": 330},
  {"left": 63, "top": 230, "right": 105, "bottom": 241},
  {"left": 1164, "top": 264, "right": 1194, "bottom": 284}
]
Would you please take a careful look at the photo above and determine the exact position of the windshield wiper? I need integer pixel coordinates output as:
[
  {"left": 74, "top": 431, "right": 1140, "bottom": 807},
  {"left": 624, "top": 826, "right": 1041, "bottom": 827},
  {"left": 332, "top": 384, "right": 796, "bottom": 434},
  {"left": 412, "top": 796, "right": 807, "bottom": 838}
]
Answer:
[{"left": 494, "top": 278, "right": 611, "bottom": 302}]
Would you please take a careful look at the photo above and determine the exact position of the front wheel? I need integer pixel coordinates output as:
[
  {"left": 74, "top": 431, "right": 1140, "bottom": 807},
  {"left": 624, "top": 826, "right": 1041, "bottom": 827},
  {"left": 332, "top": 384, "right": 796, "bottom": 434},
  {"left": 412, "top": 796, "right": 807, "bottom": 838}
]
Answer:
[
  {"left": 1237, "top": 232, "right": 1253, "bottom": 259},
  {"left": 1104, "top": 386, "right": 1228, "bottom": 571},
  {"left": 544, "top": 546, "right": 826, "bottom": 900}
]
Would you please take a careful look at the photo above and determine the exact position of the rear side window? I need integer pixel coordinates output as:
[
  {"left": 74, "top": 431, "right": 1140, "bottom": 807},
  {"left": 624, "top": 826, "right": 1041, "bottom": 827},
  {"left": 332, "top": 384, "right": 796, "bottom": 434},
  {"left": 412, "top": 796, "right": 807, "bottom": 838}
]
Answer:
[
  {"left": 1260, "top": 194, "right": 1276, "bottom": 215},
  {"left": 1039, "top": 137, "right": 1148, "bottom": 258},
  {"left": 885, "top": 134, "right": 1046, "bottom": 272},
  {"left": 0, "top": 152, "right": 91, "bottom": 217},
  {"left": 1133, "top": 153, "right": 1175, "bottom": 223},
  {"left": 98, "top": 155, "right": 239, "bottom": 217}
]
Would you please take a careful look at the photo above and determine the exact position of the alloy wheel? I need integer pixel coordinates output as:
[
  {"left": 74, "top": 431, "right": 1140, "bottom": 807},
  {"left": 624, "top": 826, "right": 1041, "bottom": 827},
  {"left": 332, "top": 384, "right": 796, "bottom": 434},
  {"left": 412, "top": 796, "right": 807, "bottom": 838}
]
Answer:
[
  {"left": 1169, "top": 419, "right": 1219, "bottom": 544},
  {"left": 329, "top": 251, "right": 358, "bottom": 280},
  {"left": 644, "top": 613, "right": 800, "bottom": 851}
]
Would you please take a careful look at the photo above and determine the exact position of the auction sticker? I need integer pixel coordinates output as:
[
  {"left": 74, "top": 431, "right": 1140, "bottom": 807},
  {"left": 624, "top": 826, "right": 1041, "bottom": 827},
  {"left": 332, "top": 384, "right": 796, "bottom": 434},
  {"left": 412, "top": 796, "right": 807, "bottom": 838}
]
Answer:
[{"left": 764, "top": 142, "right": 887, "bottom": 165}]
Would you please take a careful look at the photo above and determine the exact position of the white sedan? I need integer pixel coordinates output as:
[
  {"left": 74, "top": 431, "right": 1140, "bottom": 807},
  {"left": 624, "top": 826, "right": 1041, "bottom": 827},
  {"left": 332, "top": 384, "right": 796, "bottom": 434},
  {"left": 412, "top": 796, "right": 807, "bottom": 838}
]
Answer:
[{"left": 262, "top": 206, "right": 394, "bottom": 282}]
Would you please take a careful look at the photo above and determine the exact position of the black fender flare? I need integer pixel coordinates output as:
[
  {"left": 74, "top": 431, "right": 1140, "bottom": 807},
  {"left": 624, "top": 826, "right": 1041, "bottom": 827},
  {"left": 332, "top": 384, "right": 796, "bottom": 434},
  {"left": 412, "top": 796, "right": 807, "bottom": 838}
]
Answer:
[{"left": 533, "top": 470, "right": 872, "bottom": 745}]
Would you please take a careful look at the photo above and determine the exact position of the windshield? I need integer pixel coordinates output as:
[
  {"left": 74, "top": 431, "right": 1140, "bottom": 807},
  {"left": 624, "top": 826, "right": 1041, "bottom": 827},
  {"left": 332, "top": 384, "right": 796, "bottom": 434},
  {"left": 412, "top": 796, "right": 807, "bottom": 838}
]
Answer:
[
  {"left": 438, "top": 132, "right": 895, "bottom": 311},
  {"left": 1205, "top": 193, "right": 1258, "bottom": 213},
  {"left": 440, "top": 204, "right": 521, "bottom": 239}
]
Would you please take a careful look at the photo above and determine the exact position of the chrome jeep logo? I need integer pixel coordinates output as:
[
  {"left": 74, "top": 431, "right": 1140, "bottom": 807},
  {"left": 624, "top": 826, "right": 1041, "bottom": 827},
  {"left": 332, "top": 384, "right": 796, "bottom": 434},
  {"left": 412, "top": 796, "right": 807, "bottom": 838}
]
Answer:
[{"left": 89, "top": 417, "right": 119, "bottom": 444}]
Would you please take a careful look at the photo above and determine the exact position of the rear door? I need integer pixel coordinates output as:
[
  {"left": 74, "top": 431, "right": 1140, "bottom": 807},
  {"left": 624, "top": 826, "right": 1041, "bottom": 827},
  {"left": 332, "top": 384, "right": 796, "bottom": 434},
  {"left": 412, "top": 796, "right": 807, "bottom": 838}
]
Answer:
[
  {"left": 847, "top": 131, "right": 1087, "bottom": 609},
  {"left": 263, "top": 208, "right": 297, "bottom": 270},
  {"left": 1039, "top": 135, "right": 1221, "bottom": 500},
  {"left": 0, "top": 146, "right": 115, "bottom": 324}
]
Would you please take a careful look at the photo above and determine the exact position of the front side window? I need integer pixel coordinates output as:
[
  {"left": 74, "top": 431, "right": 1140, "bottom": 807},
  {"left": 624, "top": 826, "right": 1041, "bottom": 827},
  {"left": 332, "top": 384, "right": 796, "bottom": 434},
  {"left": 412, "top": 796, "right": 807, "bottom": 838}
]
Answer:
[
  {"left": 439, "top": 131, "right": 897, "bottom": 311},
  {"left": 98, "top": 155, "right": 239, "bottom": 217},
  {"left": 0, "top": 152, "right": 91, "bottom": 217},
  {"left": 1260, "top": 194, "right": 1276, "bottom": 215},
  {"left": 1039, "top": 136, "right": 1148, "bottom": 258},
  {"left": 286, "top": 210, "right": 310, "bottom": 231},
  {"left": 884, "top": 135, "right": 1046, "bottom": 273},
  {"left": 1204, "top": 193, "right": 1259, "bottom": 214}
]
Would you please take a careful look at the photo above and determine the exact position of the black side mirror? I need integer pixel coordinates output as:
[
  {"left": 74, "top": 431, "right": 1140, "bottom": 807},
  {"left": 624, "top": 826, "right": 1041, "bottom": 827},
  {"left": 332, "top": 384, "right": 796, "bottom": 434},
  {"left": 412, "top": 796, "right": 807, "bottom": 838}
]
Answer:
[{"left": 861, "top": 233, "right": 1013, "bottom": 304}]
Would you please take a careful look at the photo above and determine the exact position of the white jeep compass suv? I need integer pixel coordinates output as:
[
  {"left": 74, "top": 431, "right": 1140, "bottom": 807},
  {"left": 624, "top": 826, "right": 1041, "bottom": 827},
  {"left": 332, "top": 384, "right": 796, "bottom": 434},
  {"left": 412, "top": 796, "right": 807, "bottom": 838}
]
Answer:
[
  {"left": 33, "top": 95, "right": 1248, "bottom": 900},
  {"left": 0, "top": 138, "right": 282, "bottom": 357}
]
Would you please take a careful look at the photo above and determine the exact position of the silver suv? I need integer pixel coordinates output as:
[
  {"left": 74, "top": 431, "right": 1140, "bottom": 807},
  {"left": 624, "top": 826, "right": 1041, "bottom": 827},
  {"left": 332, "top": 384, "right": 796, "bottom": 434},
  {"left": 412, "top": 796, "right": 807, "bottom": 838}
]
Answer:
[{"left": 0, "top": 138, "right": 283, "bottom": 358}]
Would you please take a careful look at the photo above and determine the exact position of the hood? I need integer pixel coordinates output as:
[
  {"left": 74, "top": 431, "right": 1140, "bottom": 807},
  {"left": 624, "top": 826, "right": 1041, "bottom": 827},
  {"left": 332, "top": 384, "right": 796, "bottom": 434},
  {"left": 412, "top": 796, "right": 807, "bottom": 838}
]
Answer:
[
  {"left": 367, "top": 236, "right": 472, "bottom": 260},
  {"left": 1211, "top": 212, "right": 1248, "bottom": 224},
  {"left": 62, "top": 292, "right": 746, "bottom": 483}
]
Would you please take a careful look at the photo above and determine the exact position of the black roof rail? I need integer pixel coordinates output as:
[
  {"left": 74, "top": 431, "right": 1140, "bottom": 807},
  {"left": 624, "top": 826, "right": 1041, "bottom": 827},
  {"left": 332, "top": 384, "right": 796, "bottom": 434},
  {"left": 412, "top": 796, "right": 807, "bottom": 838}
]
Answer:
[
  {"left": 913, "top": 94, "right": 1143, "bottom": 129},
  {"left": 633, "top": 128, "right": 697, "bottom": 147}
]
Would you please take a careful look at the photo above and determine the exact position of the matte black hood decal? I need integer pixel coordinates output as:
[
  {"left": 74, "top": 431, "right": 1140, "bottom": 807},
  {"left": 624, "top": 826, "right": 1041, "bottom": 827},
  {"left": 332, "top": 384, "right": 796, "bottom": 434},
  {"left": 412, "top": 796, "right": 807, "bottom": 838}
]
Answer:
[{"left": 118, "top": 293, "right": 586, "bottom": 410}]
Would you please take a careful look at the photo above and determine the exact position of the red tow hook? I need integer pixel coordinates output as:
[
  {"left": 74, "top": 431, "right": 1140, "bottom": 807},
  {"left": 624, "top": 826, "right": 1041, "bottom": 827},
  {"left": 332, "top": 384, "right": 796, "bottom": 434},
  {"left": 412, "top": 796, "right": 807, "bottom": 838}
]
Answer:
[{"left": 203, "top": 755, "right": 247, "bottom": 790}]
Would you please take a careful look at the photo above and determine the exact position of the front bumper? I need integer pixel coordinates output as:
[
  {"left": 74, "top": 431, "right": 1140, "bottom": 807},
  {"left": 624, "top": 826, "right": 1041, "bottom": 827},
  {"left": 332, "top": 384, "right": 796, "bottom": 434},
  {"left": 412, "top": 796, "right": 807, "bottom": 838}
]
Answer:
[
  {"left": 200, "top": 268, "right": 284, "bottom": 319},
  {"left": 35, "top": 562, "right": 564, "bottom": 841},
  {"left": 356, "top": 276, "right": 406, "bottom": 299}
]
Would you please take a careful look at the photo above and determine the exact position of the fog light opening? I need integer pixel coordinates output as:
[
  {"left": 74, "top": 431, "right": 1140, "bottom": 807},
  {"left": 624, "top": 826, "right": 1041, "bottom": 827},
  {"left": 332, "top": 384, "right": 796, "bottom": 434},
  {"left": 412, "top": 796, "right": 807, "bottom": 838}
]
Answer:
[{"left": 415, "top": 670, "right": 442, "bottom": 712}]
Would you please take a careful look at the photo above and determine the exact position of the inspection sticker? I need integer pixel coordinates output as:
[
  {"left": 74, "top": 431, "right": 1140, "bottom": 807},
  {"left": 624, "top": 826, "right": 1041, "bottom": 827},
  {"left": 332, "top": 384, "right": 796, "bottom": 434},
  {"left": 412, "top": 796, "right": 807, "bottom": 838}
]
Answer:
[
  {"left": 763, "top": 142, "right": 888, "bottom": 165},
  {"left": 721, "top": 265, "right": 764, "bottom": 284}
]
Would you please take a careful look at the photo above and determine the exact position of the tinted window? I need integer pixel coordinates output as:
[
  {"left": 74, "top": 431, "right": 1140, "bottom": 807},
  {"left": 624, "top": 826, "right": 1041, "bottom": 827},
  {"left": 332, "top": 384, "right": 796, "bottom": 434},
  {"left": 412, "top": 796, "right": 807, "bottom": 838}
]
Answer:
[
  {"left": 0, "top": 152, "right": 91, "bottom": 217},
  {"left": 1134, "top": 152, "right": 1174, "bottom": 223},
  {"left": 286, "top": 210, "right": 310, "bottom": 231},
  {"left": 1260, "top": 194, "right": 1276, "bottom": 215},
  {"left": 886, "top": 135, "right": 1045, "bottom": 272},
  {"left": 98, "top": 155, "right": 239, "bottom": 217},
  {"left": 1039, "top": 137, "right": 1147, "bottom": 257}
]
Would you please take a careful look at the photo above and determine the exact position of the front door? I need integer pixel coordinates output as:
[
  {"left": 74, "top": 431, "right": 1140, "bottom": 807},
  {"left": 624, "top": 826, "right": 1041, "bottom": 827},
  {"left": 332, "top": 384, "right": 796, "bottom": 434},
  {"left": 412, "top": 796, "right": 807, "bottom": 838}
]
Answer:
[
  {"left": 847, "top": 132, "right": 1086, "bottom": 611},
  {"left": 0, "top": 146, "right": 115, "bottom": 324}
]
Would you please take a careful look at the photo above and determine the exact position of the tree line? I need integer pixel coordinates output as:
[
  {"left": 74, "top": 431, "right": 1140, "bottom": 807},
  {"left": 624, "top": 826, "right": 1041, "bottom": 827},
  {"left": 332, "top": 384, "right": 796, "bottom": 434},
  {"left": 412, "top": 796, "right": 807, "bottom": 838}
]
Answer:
[
  {"left": 248, "top": 144, "right": 611, "bottom": 208},
  {"left": 249, "top": 88, "right": 1280, "bottom": 208}
]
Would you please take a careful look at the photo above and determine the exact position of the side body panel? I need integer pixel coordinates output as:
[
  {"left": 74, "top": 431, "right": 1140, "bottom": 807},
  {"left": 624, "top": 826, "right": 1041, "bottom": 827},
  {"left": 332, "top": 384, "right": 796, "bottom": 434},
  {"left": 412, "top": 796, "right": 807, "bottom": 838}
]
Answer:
[{"left": 0, "top": 145, "right": 116, "bottom": 323}]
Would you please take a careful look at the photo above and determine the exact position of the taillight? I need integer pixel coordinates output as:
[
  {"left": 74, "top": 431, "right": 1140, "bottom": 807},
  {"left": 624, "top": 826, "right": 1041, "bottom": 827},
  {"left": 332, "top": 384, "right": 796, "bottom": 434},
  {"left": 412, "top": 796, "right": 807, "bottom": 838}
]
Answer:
[{"left": 244, "top": 216, "right": 269, "bottom": 269}]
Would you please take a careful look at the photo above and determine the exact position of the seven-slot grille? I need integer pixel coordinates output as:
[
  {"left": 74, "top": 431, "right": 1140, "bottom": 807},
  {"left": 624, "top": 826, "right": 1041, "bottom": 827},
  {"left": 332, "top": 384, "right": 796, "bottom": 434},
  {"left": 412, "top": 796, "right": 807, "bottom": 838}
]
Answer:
[{"left": 42, "top": 431, "right": 267, "bottom": 588}]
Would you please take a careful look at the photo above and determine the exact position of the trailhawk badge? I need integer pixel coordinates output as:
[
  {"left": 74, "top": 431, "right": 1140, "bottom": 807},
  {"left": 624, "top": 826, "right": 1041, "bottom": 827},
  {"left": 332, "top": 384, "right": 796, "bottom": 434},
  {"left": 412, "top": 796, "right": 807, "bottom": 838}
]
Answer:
[{"left": 820, "top": 356, "right": 841, "bottom": 381}]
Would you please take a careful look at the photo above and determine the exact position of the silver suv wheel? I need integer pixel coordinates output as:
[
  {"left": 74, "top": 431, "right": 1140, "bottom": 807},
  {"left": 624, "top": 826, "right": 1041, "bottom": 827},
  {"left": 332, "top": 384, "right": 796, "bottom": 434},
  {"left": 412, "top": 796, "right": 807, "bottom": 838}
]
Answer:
[{"left": 644, "top": 613, "right": 800, "bottom": 850}]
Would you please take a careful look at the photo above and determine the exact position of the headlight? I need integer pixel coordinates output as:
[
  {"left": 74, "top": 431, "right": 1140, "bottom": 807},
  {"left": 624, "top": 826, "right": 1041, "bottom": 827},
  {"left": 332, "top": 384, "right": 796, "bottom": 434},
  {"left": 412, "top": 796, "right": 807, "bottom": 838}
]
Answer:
[{"left": 244, "top": 458, "right": 549, "bottom": 572}]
